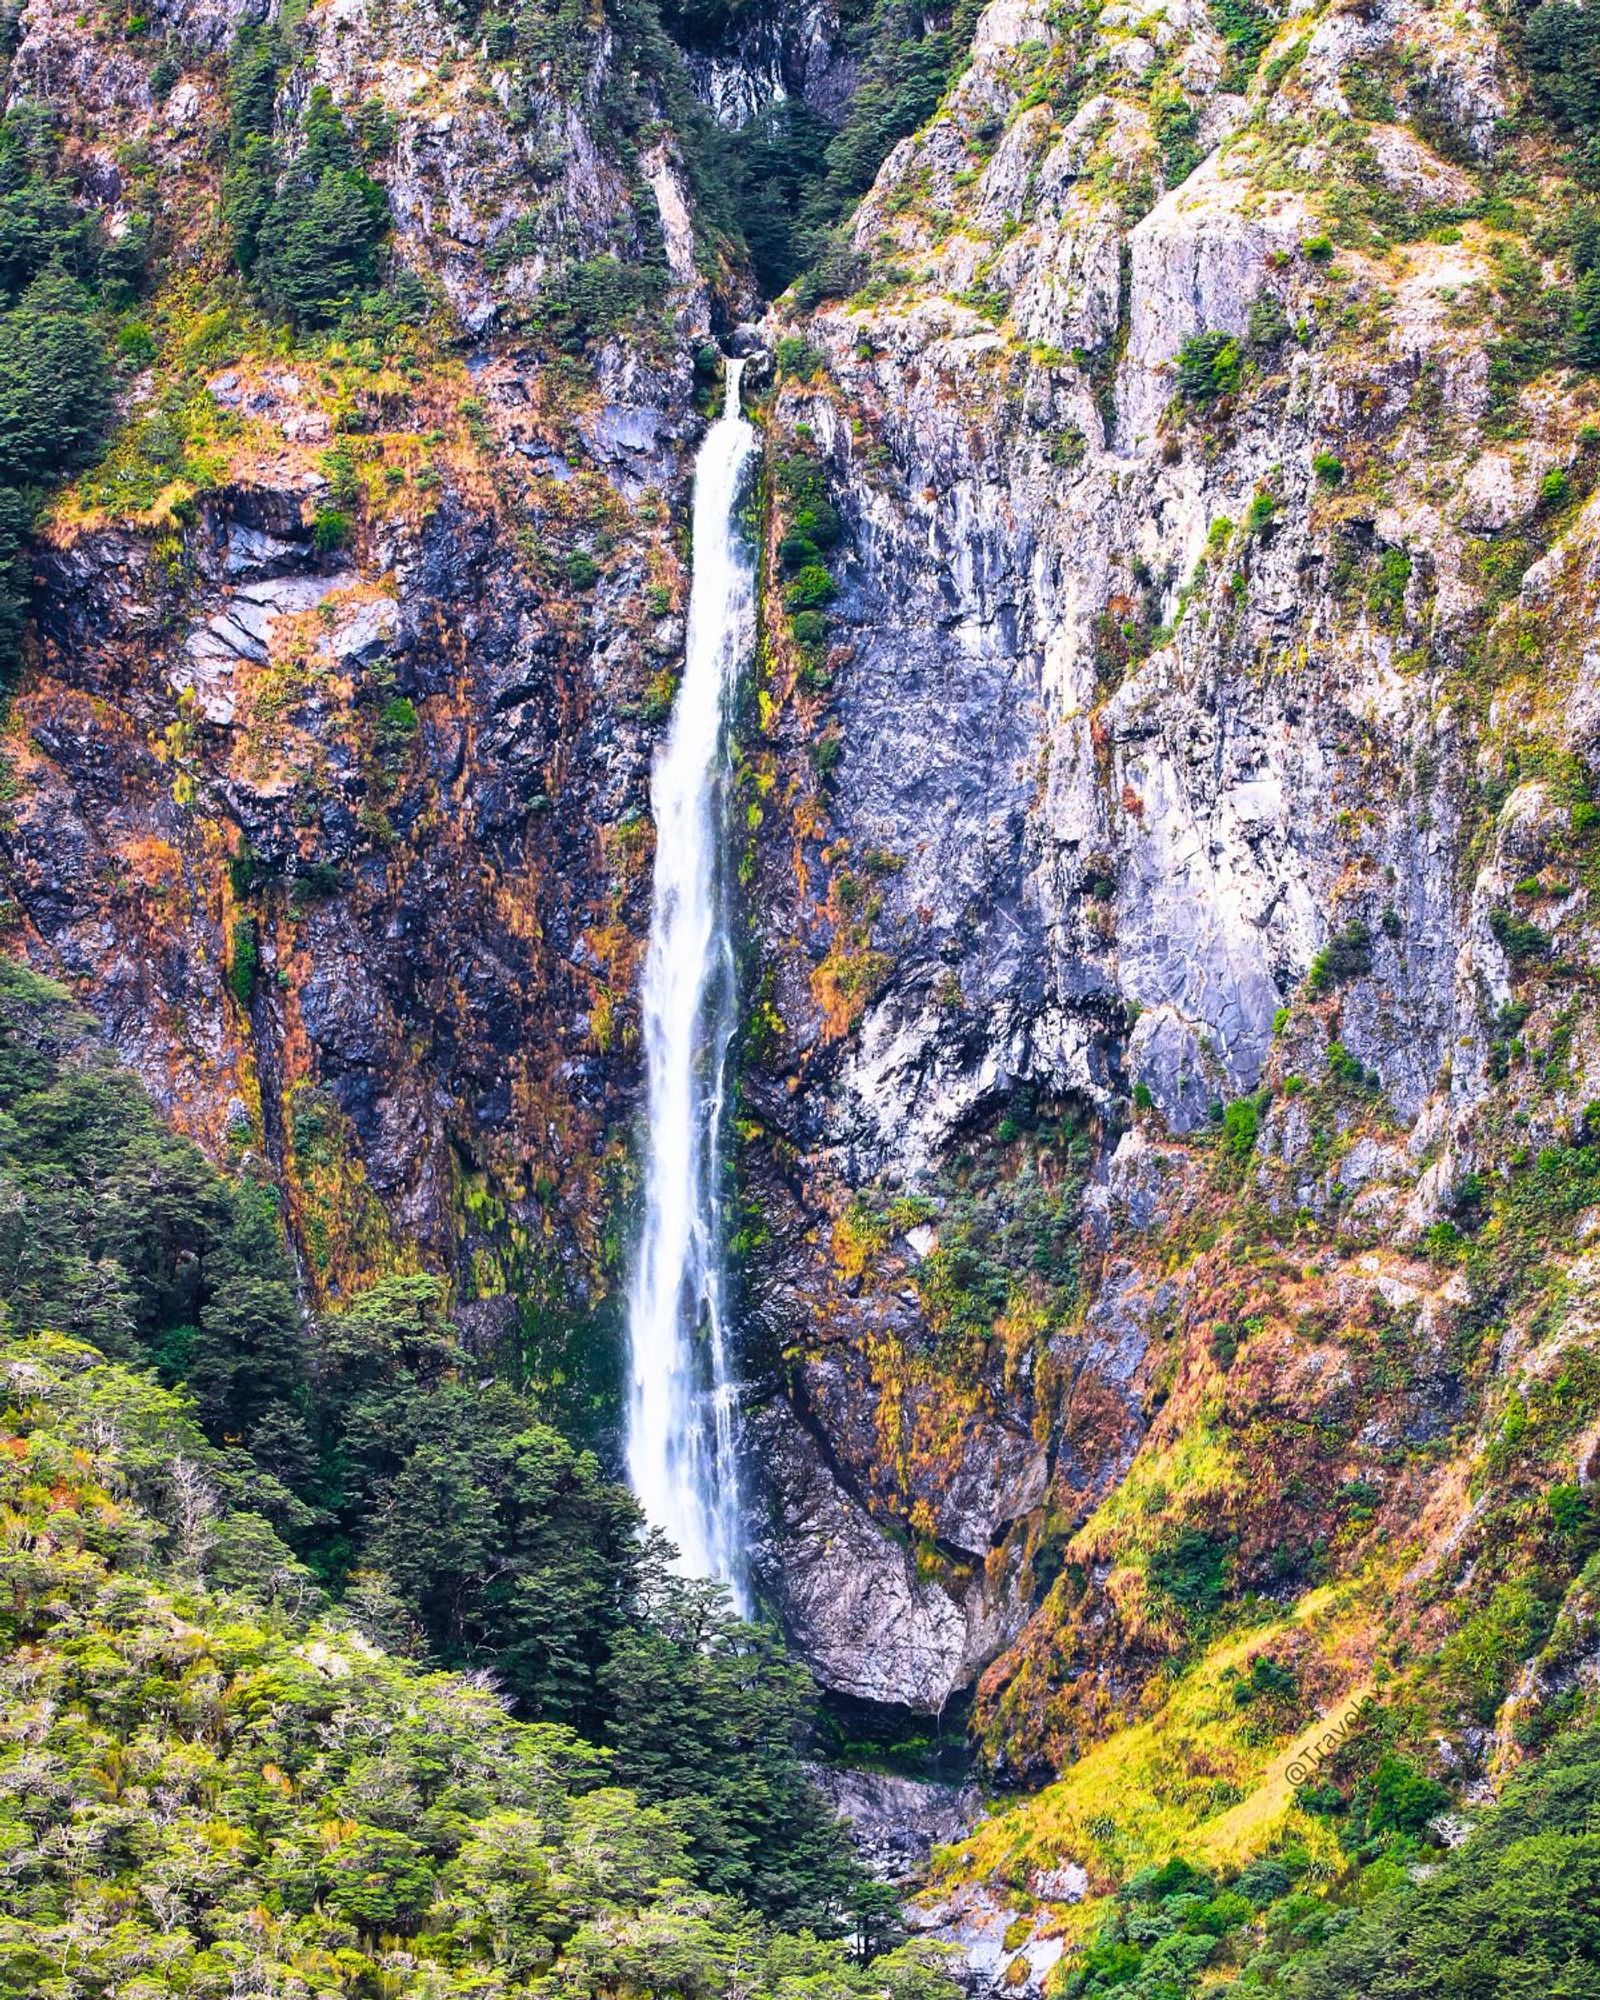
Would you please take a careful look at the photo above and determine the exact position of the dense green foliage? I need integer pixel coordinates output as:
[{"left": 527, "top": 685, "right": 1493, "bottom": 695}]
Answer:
[
  {"left": 1285, "top": 1728, "right": 1600, "bottom": 1998},
  {"left": 1524, "top": 0, "right": 1600, "bottom": 140},
  {"left": 0, "top": 962, "right": 882, "bottom": 1944},
  {"left": 0, "top": 1328, "right": 959, "bottom": 1998},
  {"left": 1176, "top": 331, "right": 1243, "bottom": 406},
  {"left": 223, "top": 32, "right": 397, "bottom": 329},
  {"left": 1057, "top": 1730, "right": 1600, "bottom": 1999},
  {"left": 720, "top": 0, "right": 985, "bottom": 297},
  {"left": 0, "top": 108, "right": 138, "bottom": 677}
]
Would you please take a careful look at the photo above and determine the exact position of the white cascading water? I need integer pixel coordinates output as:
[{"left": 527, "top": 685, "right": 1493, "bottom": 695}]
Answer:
[{"left": 626, "top": 359, "right": 756, "bottom": 1607}]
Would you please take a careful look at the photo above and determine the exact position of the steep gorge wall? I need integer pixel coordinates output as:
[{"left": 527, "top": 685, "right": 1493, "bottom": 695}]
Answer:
[
  {"left": 2, "top": 0, "right": 729, "bottom": 1425},
  {"left": 733, "top": 0, "right": 1600, "bottom": 1767}
]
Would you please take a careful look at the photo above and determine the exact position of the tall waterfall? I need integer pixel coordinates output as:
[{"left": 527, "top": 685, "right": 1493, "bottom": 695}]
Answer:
[{"left": 625, "top": 359, "right": 756, "bottom": 1606}]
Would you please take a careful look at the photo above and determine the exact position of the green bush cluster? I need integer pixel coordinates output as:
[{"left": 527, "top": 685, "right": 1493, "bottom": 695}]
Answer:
[
  {"left": 0, "top": 108, "right": 145, "bottom": 677},
  {"left": 858, "top": 1095, "right": 1086, "bottom": 1367},
  {"left": 0, "top": 1328, "right": 961, "bottom": 1998},
  {"left": 0, "top": 961, "right": 889, "bottom": 1944},
  {"left": 226, "top": 914, "right": 259, "bottom": 1004},
  {"left": 1176, "top": 330, "right": 1243, "bottom": 406},
  {"left": 529, "top": 253, "right": 669, "bottom": 353},
  {"left": 1147, "top": 1527, "right": 1233, "bottom": 1618},
  {"left": 1222, "top": 1095, "right": 1261, "bottom": 1158},
  {"left": 723, "top": 0, "right": 986, "bottom": 298},
  {"left": 224, "top": 32, "right": 394, "bottom": 330},
  {"left": 1063, "top": 1729, "right": 1600, "bottom": 1999},
  {"left": 776, "top": 445, "right": 844, "bottom": 674},
  {"left": 1210, "top": 0, "right": 1274, "bottom": 89},
  {"left": 1307, "top": 918, "right": 1373, "bottom": 995},
  {"left": 1490, "top": 904, "right": 1550, "bottom": 964}
]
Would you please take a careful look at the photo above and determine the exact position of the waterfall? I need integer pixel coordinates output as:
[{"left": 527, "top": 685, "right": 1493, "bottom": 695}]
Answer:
[{"left": 625, "top": 358, "right": 756, "bottom": 1607}]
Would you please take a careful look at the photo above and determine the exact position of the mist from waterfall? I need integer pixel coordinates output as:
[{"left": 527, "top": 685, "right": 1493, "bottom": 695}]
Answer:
[{"left": 625, "top": 359, "right": 756, "bottom": 1609}]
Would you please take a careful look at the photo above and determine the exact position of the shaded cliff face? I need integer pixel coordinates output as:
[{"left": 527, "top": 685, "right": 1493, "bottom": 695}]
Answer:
[
  {"left": 10, "top": 0, "right": 1600, "bottom": 1859},
  {"left": 2, "top": 0, "right": 727, "bottom": 1429}
]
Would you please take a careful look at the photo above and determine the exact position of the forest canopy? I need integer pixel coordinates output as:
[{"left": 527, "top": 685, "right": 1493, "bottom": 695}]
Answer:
[{"left": 0, "top": 959, "right": 933, "bottom": 1992}]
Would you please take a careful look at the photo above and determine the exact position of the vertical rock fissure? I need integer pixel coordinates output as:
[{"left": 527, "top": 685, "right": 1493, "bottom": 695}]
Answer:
[{"left": 625, "top": 359, "right": 757, "bottom": 1607}]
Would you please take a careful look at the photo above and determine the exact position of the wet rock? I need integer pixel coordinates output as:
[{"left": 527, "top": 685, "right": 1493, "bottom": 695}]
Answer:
[
  {"left": 748, "top": 1400, "right": 1018, "bottom": 1711},
  {"left": 809, "top": 1765, "right": 983, "bottom": 1884}
]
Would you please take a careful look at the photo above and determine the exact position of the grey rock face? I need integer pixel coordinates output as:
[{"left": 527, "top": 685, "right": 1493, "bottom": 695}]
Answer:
[
  {"left": 677, "top": 0, "right": 852, "bottom": 127},
  {"left": 749, "top": 1400, "right": 1020, "bottom": 1710},
  {"left": 908, "top": 1884, "right": 1066, "bottom": 1996},
  {"left": 809, "top": 1765, "right": 983, "bottom": 1884},
  {"left": 726, "top": 0, "right": 1600, "bottom": 1716}
]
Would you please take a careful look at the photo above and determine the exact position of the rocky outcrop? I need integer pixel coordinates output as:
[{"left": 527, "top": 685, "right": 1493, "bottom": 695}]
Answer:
[{"left": 728, "top": 0, "right": 1600, "bottom": 1726}]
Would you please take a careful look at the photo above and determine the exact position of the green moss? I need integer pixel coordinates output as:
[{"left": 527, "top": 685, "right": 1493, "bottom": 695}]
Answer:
[{"left": 227, "top": 914, "right": 258, "bottom": 1004}]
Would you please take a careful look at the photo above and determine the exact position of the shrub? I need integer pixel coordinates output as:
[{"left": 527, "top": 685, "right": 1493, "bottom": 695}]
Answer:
[
  {"left": 1222, "top": 1096, "right": 1260, "bottom": 1158},
  {"left": 564, "top": 550, "right": 600, "bottom": 591},
  {"left": 1369, "top": 546, "right": 1411, "bottom": 624},
  {"left": 1312, "top": 449, "right": 1343, "bottom": 484},
  {"left": 1176, "top": 330, "right": 1243, "bottom": 404},
  {"left": 116, "top": 320, "right": 157, "bottom": 366},
  {"left": 1212, "top": 0, "right": 1274, "bottom": 85},
  {"left": 1540, "top": 466, "right": 1572, "bottom": 507},
  {"left": 1369, "top": 1753, "right": 1450, "bottom": 1836},
  {"left": 1422, "top": 1218, "right": 1463, "bottom": 1260},
  {"left": 1245, "top": 490, "right": 1277, "bottom": 534},
  {"left": 1050, "top": 424, "right": 1088, "bottom": 467},
  {"left": 1248, "top": 291, "right": 1290, "bottom": 346},
  {"left": 1325, "top": 1039, "right": 1371, "bottom": 1087},
  {"left": 1572, "top": 269, "right": 1600, "bottom": 369},
  {"left": 778, "top": 528, "right": 820, "bottom": 568},
  {"left": 775, "top": 335, "right": 821, "bottom": 380},
  {"left": 228, "top": 917, "right": 259, "bottom": 1005},
  {"left": 0, "top": 267, "right": 112, "bottom": 486},
  {"left": 1308, "top": 919, "right": 1373, "bottom": 994},
  {"left": 1148, "top": 1528, "right": 1232, "bottom": 1614},
  {"left": 791, "top": 497, "right": 842, "bottom": 548},
  {"left": 1490, "top": 906, "right": 1549, "bottom": 964},
  {"left": 311, "top": 506, "right": 351, "bottom": 552},
  {"left": 785, "top": 563, "right": 837, "bottom": 609},
  {"left": 378, "top": 696, "right": 417, "bottom": 751},
  {"left": 1235, "top": 1857, "right": 1293, "bottom": 1907},
  {"left": 790, "top": 609, "right": 828, "bottom": 647},
  {"left": 1302, "top": 233, "right": 1334, "bottom": 261},
  {"left": 1133, "top": 1080, "right": 1154, "bottom": 1111}
]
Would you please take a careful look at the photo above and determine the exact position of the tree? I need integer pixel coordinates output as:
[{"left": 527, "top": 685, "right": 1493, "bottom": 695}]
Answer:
[
  {"left": 1288, "top": 1731, "right": 1600, "bottom": 1998},
  {"left": 602, "top": 1566, "right": 866, "bottom": 1933},
  {"left": 0, "top": 266, "right": 111, "bottom": 485}
]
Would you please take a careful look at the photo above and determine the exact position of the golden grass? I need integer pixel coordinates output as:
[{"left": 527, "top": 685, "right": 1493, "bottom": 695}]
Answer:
[{"left": 934, "top": 1581, "right": 1374, "bottom": 1907}]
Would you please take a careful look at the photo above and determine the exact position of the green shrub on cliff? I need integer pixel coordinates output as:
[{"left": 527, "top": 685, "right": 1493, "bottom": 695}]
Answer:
[
  {"left": 1283, "top": 1727, "right": 1600, "bottom": 1999},
  {"left": 1177, "top": 330, "right": 1243, "bottom": 405},
  {"left": 223, "top": 37, "right": 393, "bottom": 330},
  {"left": 0, "top": 109, "right": 140, "bottom": 680}
]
